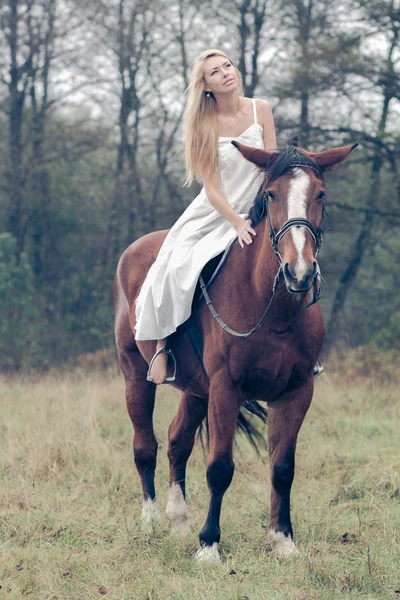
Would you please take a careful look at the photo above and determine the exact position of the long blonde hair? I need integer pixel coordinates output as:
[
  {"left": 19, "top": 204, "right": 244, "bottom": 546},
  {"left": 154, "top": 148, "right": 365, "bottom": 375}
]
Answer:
[{"left": 184, "top": 49, "right": 244, "bottom": 186}]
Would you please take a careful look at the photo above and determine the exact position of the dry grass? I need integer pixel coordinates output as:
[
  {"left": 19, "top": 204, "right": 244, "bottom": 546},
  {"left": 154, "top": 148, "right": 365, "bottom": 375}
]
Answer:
[{"left": 0, "top": 367, "right": 399, "bottom": 599}]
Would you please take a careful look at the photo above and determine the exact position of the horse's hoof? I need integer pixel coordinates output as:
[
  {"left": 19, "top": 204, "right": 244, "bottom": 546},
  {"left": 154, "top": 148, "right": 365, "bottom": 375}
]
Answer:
[
  {"left": 267, "top": 530, "right": 299, "bottom": 558},
  {"left": 169, "top": 518, "right": 190, "bottom": 537},
  {"left": 141, "top": 498, "right": 161, "bottom": 532},
  {"left": 196, "top": 543, "right": 221, "bottom": 563},
  {"left": 166, "top": 483, "right": 190, "bottom": 537}
]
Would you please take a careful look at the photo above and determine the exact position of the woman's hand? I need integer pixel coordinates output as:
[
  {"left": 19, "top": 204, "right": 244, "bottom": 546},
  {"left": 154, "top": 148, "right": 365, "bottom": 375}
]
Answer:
[{"left": 235, "top": 217, "right": 256, "bottom": 248}]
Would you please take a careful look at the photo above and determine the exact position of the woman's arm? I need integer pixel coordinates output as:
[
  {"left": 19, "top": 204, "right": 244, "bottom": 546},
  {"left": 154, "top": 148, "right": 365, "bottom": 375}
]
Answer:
[
  {"left": 200, "top": 168, "right": 256, "bottom": 248},
  {"left": 256, "top": 99, "right": 277, "bottom": 151}
]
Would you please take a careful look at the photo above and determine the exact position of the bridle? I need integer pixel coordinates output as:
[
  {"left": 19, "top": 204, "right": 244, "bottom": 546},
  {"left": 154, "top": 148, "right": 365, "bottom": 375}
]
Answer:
[
  {"left": 262, "top": 187, "right": 326, "bottom": 307},
  {"left": 200, "top": 166, "right": 327, "bottom": 338}
]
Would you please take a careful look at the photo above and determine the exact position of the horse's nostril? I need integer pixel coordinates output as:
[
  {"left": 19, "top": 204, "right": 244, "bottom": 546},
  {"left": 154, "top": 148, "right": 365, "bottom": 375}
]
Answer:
[{"left": 284, "top": 263, "right": 297, "bottom": 283}]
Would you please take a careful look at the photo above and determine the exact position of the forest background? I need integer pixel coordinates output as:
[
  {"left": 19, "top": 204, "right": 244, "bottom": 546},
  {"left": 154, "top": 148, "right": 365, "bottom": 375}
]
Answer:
[{"left": 0, "top": 0, "right": 399, "bottom": 372}]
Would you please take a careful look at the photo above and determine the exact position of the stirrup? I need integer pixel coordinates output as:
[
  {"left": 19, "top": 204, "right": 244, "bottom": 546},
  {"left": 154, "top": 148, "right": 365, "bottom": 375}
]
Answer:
[
  {"left": 146, "top": 345, "right": 177, "bottom": 384},
  {"left": 313, "top": 362, "right": 324, "bottom": 378}
]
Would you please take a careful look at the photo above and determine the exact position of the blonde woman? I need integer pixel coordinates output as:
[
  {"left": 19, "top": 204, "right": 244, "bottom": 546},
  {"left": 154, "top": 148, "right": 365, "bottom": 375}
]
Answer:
[{"left": 134, "top": 48, "right": 277, "bottom": 384}]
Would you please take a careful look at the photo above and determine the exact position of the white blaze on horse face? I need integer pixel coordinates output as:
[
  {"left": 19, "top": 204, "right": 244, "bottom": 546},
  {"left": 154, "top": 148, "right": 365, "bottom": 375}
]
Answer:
[
  {"left": 166, "top": 483, "right": 190, "bottom": 536},
  {"left": 287, "top": 168, "right": 311, "bottom": 280}
]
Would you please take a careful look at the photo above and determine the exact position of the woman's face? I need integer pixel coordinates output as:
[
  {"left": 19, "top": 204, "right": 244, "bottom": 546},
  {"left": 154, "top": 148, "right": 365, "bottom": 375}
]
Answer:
[{"left": 203, "top": 55, "right": 239, "bottom": 95}]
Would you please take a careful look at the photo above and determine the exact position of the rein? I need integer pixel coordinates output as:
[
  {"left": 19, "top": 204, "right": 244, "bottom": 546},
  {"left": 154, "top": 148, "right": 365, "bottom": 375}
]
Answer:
[
  {"left": 200, "top": 189, "right": 326, "bottom": 337},
  {"left": 199, "top": 266, "right": 282, "bottom": 339}
]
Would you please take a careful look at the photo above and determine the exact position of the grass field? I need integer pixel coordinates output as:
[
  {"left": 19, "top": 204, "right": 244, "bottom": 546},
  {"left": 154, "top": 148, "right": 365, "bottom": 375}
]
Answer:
[{"left": 0, "top": 367, "right": 399, "bottom": 600}]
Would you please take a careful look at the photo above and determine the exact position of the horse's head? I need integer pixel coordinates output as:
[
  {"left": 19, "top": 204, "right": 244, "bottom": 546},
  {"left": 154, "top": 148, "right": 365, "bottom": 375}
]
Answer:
[{"left": 232, "top": 139, "right": 358, "bottom": 295}]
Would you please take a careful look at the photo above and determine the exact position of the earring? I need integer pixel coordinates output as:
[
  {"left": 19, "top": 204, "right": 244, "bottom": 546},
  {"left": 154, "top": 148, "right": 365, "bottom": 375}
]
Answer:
[{"left": 206, "top": 92, "right": 210, "bottom": 98}]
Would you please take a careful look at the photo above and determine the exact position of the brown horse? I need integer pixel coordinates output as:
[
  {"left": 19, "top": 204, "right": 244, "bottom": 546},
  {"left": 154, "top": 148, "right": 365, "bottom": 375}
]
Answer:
[{"left": 114, "top": 139, "right": 358, "bottom": 562}]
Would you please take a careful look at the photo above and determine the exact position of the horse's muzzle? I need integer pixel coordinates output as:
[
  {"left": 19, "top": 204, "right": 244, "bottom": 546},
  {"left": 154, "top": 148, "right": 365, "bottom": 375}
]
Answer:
[{"left": 283, "top": 261, "right": 317, "bottom": 294}]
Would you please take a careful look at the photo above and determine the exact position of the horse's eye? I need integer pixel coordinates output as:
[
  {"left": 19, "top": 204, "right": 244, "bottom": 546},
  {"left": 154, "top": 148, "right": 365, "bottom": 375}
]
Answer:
[
  {"left": 317, "top": 191, "right": 325, "bottom": 201},
  {"left": 268, "top": 191, "right": 276, "bottom": 201}
]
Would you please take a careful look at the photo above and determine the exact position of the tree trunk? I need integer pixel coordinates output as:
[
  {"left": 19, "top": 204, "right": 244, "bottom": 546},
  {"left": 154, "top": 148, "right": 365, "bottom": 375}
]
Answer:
[
  {"left": 29, "top": 0, "right": 56, "bottom": 280},
  {"left": 237, "top": 0, "right": 268, "bottom": 98},
  {"left": 296, "top": 0, "right": 312, "bottom": 147},
  {"left": 105, "top": 0, "right": 151, "bottom": 268},
  {"left": 7, "top": 0, "right": 28, "bottom": 256}
]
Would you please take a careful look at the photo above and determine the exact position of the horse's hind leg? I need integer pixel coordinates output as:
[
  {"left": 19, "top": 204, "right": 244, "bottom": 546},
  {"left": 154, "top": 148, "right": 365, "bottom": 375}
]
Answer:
[
  {"left": 166, "top": 393, "right": 208, "bottom": 536},
  {"left": 118, "top": 344, "right": 160, "bottom": 531},
  {"left": 267, "top": 379, "right": 313, "bottom": 556}
]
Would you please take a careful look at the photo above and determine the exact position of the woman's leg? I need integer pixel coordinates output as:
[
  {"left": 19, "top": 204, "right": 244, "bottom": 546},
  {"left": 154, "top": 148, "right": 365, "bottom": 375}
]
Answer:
[{"left": 147, "top": 339, "right": 168, "bottom": 384}]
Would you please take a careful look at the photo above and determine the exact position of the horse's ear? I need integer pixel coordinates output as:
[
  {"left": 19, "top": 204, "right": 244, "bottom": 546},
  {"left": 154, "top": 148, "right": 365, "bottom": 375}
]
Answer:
[
  {"left": 231, "top": 141, "right": 277, "bottom": 169},
  {"left": 305, "top": 143, "right": 359, "bottom": 171}
]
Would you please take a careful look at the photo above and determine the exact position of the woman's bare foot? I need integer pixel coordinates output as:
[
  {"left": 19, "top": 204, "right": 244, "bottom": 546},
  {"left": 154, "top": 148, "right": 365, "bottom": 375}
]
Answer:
[{"left": 147, "top": 341, "right": 168, "bottom": 384}]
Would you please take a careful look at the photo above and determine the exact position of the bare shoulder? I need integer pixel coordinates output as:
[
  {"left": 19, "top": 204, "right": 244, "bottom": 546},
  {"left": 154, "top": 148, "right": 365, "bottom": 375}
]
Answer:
[
  {"left": 254, "top": 98, "right": 273, "bottom": 117},
  {"left": 254, "top": 98, "right": 276, "bottom": 150}
]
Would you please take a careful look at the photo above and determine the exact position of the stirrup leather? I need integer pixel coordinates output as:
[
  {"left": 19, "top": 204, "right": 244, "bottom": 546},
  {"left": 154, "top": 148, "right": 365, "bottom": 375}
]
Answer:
[{"left": 146, "top": 346, "right": 177, "bottom": 384}]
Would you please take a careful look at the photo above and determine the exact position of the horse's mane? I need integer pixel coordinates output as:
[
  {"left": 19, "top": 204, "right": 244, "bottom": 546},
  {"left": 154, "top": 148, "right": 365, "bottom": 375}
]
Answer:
[{"left": 248, "top": 144, "right": 324, "bottom": 228}]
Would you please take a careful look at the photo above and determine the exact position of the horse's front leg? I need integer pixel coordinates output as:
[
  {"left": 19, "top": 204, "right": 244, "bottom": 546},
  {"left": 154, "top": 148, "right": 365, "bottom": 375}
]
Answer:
[
  {"left": 197, "top": 372, "right": 241, "bottom": 562},
  {"left": 267, "top": 379, "right": 313, "bottom": 556}
]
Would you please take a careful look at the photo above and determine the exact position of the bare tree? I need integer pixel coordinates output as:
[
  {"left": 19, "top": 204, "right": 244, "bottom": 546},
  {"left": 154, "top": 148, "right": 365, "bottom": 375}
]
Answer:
[
  {"left": 26, "top": 0, "right": 56, "bottom": 278},
  {"left": 237, "top": 0, "right": 269, "bottom": 97},
  {"left": 0, "top": 0, "right": 98, "bottom": 257},
  {"left": 1, "top": 0, "right": 34, "bottom": 255},
  {"left": 325, "top": 0, "right": 400, "bottom": 352},
  {"left": 88, "top": 0, "right": 157, "bottom": 268},
  {"left": 274, "top": 0, "right": 363, "bottom": 147}
]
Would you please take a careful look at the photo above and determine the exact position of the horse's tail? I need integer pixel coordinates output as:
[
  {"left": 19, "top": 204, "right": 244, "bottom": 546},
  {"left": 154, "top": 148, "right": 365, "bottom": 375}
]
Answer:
[{"left": 197, "top": 400, "right": 268, "bottom": 456}]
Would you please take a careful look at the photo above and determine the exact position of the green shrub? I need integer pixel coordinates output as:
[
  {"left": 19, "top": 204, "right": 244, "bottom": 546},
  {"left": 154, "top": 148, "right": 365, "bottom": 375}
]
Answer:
[
  {"left": 335, "top": 344, "right": 400, "bottom": 384},
  {"left": 373, "top": 310, "right": 400, "bottom": 351},
  {"left": 0, "top": 234, "right": 47, "bottom": 370}
]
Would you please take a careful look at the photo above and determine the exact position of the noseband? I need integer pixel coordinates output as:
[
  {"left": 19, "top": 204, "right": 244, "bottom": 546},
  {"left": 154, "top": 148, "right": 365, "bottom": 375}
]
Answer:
[{"left": 266, "top": 204, "right": 323, "bottom": 256}]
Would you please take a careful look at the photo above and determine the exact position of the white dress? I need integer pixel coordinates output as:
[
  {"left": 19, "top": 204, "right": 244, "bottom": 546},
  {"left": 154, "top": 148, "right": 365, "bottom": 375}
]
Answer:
[{"left": 135, "top": 99, "right": 264, "bottom": 341}]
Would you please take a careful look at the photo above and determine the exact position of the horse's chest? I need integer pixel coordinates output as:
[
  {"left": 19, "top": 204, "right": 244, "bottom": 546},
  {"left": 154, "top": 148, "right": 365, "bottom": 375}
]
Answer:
[{"left": 231, "top": 334, "right": 315, "bottom": 401}]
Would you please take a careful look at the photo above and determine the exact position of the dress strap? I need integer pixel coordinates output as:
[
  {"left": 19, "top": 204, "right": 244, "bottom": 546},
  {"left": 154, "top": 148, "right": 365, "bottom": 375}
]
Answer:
[{"left": 252, "top": 98, "right": 257, "bottom": 124}]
